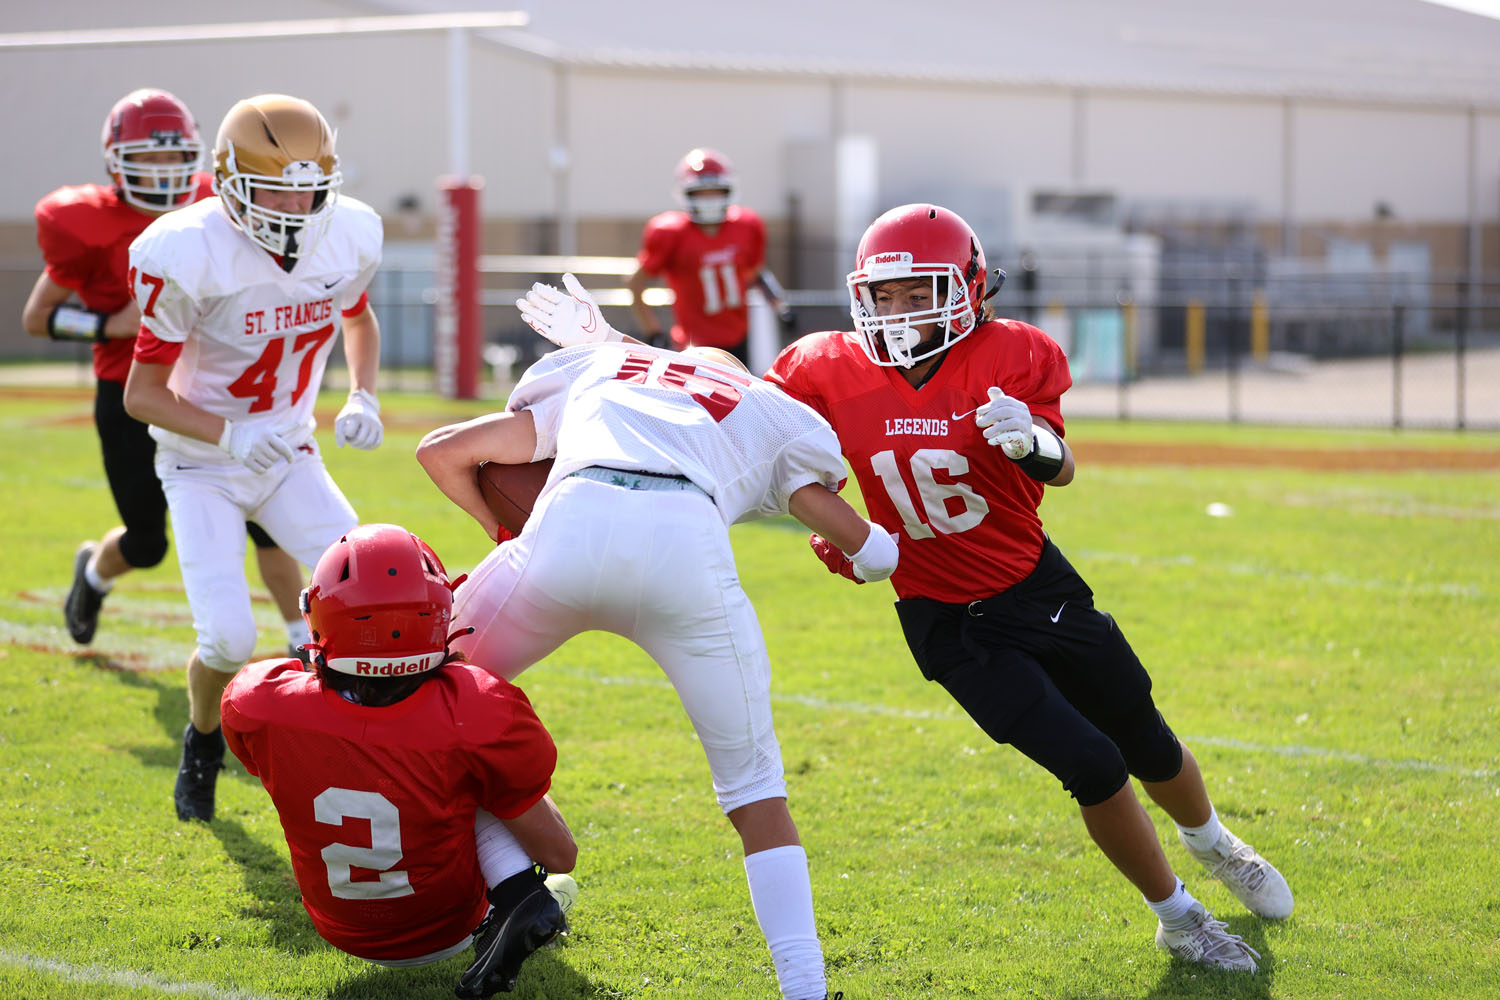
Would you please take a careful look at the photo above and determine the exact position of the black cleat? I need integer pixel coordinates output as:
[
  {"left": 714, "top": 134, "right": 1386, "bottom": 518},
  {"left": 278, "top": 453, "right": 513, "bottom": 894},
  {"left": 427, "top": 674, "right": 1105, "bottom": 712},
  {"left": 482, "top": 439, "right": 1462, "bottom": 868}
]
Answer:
[
  {"left": 174, "top": 723, "right": 224, "bottom": 822},
  {"left": 64, "top": 543, "right": 105, "bottom": 644},
  {"left": 456, "top": 876, "right": 567, "bottom": 997}
]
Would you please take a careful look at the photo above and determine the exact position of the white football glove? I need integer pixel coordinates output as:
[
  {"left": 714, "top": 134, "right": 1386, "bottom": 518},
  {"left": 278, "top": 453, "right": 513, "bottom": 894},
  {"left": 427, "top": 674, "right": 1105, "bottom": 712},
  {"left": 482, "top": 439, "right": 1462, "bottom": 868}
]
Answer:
[
  {"left": 974, "top": 386, "right": 1034, "bottom": 459},
  {"left": 516, "top": 272, "right": 623, "bottom": 348},
  {"left": 334, "top": 388, "right": 383, "bottom": 450},
  {"left": 219, "top": 419, "right": 297, "bottom": 474},
  {"left": 849, "top": 520, "right": 900, "bottom": 583}
]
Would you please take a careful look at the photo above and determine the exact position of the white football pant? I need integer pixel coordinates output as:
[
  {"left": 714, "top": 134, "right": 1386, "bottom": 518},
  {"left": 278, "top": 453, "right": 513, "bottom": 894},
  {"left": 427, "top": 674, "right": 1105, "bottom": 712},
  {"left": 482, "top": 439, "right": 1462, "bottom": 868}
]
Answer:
[
  {"left": 452, "top": 475, "right": 787, "bottom": 813},
  {"left": 157, "top": 448, "right": 357, "bottom": 672}
]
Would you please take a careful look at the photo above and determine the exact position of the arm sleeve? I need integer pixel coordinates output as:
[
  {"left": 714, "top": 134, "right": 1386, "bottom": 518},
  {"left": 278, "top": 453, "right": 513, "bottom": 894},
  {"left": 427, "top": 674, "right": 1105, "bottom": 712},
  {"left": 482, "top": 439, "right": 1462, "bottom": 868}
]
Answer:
[
  {"left": 35, "top": 206, "right": 90, "bottom": 292},
  {"left": 761, "top": 424, "right": 847, "bottom": 518},
  {"left": 219, "top": 670, "right": 263, "bottom": 778},
  {"left": 1006, "top": 324, "right": 1072, "bottom": 436},
  {"left": 506, "top": 353, "right": 574, "bottom": 461},
  {"left": 473, "top": 685, "right": 557, "bottom": 820},
  {"left": 636, "top": 217, "right": 673, "bottom": 274},
  {"left": 127, "top": 242, "right": 198, "bottom": 345},
  {"left": 341, "top": 240, "right": 382, "bottom": 311}
]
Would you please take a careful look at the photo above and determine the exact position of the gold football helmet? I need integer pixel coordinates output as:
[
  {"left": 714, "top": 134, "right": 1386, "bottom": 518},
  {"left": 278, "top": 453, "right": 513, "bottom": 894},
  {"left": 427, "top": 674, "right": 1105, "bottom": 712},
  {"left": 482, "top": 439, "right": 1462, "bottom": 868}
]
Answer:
[{"left": 213, "top": 94, "right": 341, "bottom": 260}]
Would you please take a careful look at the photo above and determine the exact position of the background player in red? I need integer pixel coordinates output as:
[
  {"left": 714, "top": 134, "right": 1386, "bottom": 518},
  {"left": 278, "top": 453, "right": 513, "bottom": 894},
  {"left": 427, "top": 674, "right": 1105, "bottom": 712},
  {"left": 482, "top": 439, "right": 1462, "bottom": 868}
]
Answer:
[
  {"left": 20, "top": 88, "right": 307, "bottom": 654},
  {"left": 765, "top": 204, "right": 1293, "bottom": 973},
  {"left": 221, "top": 523, "right": 576, "bottom": 999},
  {"left": 628, "top": 148, "right": 791, "bottom": 367}
]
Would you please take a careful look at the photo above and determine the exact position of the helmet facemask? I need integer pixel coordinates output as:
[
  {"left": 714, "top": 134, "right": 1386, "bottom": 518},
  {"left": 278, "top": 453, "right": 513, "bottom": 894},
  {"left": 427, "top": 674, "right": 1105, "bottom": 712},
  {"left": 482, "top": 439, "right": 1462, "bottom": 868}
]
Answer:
[
  {"left": 681, "top": 187, "right": 732, "bottom": 225},
  {"left": 216, "top": 144, "right": 340, "bottom": 260},
  {"left": 107, "top": 141, "right": 202, "bottom": 213},
  {"left": 848, "top": 257, "right": 978, "bottom": 368}
]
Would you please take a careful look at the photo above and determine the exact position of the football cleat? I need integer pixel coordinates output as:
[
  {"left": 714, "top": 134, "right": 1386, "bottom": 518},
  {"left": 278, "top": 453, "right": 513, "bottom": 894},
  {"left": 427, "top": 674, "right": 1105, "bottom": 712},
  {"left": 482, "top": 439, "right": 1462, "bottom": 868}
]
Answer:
[
  {"left": 64, "top": 542, "right": 105, "bottom": 644},
  {"left": 1181, "top": 826, "right": 1294, "bottom": 919},
  {"left": 543, "top": 872, "right": 578, "bottom": 918},
  {"left": 456, "top": 874, "right": 568, "bottom": 997},
  {"left": 1155, "top": 901, "right": 1260, "bottom": 972},
  {"left": 174, "top": 723, "right": 224, "bottom": 822}
]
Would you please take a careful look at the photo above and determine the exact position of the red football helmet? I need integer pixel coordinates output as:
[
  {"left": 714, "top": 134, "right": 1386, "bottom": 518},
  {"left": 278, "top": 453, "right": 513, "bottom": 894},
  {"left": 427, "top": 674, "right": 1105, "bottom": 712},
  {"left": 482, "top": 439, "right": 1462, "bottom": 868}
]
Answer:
[
  {"left": 100, "top": 89, "right": 202, "bottom": 214},
  {"left": 674, "top": 148, "right": 736, "bottom": 224},
  {"left": 846, "top": 204, "right": 989, "bottom": 368},
  {"left": 301, "top": 524, "right": 458, "bottom": 678}
]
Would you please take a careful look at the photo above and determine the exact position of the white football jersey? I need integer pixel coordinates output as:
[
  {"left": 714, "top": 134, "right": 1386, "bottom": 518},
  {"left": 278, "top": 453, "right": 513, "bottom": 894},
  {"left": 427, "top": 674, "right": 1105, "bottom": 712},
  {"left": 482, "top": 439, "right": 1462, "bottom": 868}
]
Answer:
[
  {"left": 510, "top": 344, "right": 846, "bottom": 525},
  {"left": 129, "top": 195, "right": 382, "bottom": 462}
]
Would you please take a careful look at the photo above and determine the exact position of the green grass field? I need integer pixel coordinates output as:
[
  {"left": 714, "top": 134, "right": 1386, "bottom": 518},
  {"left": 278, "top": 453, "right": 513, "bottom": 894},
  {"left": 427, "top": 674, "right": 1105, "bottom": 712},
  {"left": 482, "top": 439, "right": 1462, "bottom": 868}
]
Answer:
[{"left": 2, "top": 382, "right": 1497, "bottom": 1000}]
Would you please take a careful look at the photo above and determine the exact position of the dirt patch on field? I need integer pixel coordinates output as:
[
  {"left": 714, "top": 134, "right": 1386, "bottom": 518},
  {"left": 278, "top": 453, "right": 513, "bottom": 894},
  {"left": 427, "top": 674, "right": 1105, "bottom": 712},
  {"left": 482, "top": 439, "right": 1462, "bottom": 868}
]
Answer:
[
  {"left": 16, "top": 385, "right": 1495, "bottom": 472},
  {"left": 1074, "top": 440, "right": 1500, "bottom": 471}
]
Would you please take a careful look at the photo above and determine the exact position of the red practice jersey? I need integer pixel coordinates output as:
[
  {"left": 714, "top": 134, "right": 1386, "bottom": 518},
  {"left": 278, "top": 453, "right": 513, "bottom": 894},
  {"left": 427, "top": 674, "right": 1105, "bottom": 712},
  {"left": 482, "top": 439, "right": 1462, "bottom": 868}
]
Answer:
[
  {"left": 221, "top": 658, "right": 556, "bottom": 962},
  {"left": 767, "top": 321, "right": 1072, "bottom": 603},
  {"left": 32, "top": 175, "right": 213, "bottom": 383},
  {"left": 636, "top": 205, "right": 766, "bottom": 349}
]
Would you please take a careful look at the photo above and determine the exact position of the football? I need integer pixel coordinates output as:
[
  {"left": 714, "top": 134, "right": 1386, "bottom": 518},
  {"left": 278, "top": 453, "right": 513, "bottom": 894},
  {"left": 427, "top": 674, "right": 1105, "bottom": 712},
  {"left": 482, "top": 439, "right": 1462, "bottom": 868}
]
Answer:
[{"left": 476, "top": 459, "right": 554, "bottom": 536}]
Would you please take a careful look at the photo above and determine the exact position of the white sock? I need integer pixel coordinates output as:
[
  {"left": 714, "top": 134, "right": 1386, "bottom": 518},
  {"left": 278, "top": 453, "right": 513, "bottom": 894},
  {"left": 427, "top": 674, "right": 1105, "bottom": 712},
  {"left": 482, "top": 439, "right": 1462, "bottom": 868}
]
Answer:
[
  {"left": 474, "top": 808, "right": 534, "bottom": 888},
  {"left": 1177, "top": 805, "right": 1224, "bottom": 853},
  {"left": 743, "top": 845, "right": 825, "bottom": 1000},
  {"left": 84, "top": 553, "right": 113, "bottom": 594},
  {"left": 1145, "top": 877, "right": 1200, "bottom": 930},
  {"left": 285, "top": 618, "right": 312, "bottom": 649}
]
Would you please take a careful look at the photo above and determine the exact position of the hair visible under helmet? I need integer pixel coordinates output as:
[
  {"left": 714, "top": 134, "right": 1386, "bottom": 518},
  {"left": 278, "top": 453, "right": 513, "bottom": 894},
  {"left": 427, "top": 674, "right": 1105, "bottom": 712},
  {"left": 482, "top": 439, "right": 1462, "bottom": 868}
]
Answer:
[
  {"left": 846, "top": 204, "right": 990, "bottom": 369},
  {"left": 100, "top": 89, "right": 203, "bottom": 214},
  {"left": 300, "top": 523, "right": 465, "bottom": 707},
  {"left": 213, "top": 94, "right": 341, "bottom": 262}
]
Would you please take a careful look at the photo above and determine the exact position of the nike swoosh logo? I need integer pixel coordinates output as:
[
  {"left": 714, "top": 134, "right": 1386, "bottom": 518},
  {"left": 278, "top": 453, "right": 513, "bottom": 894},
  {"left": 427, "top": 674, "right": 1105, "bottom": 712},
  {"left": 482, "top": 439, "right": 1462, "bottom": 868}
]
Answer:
[
  {"left": 951, "top": 406, "right": 978, "bottom": 421},
  {"left": 323, "top": 278, "right": 342, "bottom": 289},
  {"left": 578, "top": 303, "right": 598, "bottom": 334},
  {"left": 1049, "top": 601, "right": 1067, "bottom": 623}
]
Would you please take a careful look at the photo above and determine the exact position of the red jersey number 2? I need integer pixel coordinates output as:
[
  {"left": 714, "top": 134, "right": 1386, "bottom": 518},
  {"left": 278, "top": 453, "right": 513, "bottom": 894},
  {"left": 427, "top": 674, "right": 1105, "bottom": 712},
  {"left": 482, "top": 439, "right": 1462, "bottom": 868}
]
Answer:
[
  {"left": 612, "top": 349, "right": 748, "bottom": 422},
  {"left": 226, "top": 324, "right": 336, "bottom": 413}
]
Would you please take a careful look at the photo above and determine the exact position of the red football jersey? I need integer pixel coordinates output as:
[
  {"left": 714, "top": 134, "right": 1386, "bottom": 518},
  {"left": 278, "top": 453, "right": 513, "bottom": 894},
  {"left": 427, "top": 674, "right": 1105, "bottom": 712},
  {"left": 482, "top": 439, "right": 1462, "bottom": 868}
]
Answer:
[
  {"left": 636, "top": 205, "right": 766, "bottom": 349},
  {"left": 767, "top": 321, "right": 1072, "bottom": 602},
  {"left": 33, "top": 174, "right": 213, "bottom": 383},
  {"left": 221, "top": 658, "right": 556, "bottom": 962}
]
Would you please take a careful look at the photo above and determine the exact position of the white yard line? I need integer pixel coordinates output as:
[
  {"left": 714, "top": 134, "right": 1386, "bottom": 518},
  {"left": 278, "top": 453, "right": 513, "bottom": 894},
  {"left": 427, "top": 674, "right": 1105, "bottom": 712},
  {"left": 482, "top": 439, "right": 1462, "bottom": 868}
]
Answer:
[{"left": 0, "top": 949, "right": 290, "bottom": 1000}]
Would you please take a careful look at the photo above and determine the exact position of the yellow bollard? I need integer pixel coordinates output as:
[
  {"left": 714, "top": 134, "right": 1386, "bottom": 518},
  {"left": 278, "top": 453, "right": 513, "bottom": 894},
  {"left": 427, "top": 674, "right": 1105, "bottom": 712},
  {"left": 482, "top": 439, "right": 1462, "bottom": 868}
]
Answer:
[
  {"left": 1251, "top": 289, "right": 1269, "bottom": 362},
  {"left": 1186, "top": 299, "right": 1205, "bottom": 374}
]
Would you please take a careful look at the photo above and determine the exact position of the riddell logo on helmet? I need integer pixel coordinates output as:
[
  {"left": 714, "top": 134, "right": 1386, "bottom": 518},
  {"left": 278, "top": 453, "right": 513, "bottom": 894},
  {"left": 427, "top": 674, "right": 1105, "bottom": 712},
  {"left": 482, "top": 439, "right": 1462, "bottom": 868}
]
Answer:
[
  {"left": 354, "top": 655, "right": 435, "bottom": 676},
  {"left": 868, "top": 252, "right": 913, "bottom": 265}
]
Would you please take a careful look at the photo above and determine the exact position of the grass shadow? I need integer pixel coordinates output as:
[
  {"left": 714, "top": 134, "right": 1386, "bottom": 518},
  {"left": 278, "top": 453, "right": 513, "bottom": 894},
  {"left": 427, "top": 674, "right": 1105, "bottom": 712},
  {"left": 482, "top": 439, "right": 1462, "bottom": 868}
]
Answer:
[
  {"left": 324, "top": 938, "right": 599, "bottom": 1000},
  {"left": 211, "top": 816, "right": 327, "bottom": 956},
  {"left": 1139, "top": 916, "right": 1276, "bottom": 1000}
]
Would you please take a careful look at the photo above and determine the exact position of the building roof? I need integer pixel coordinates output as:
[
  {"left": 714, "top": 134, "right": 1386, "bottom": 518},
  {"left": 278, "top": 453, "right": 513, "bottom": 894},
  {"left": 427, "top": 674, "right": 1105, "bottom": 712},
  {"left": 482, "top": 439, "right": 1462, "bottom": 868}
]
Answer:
[{"left": 383, "top": 0, "right": 1500, "bottom": 106}]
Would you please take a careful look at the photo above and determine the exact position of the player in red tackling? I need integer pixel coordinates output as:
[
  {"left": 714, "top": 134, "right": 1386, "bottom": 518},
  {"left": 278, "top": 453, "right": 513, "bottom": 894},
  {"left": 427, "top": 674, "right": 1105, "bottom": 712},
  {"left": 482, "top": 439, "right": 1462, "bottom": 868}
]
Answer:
[
  {"left": 627, "top": 148, "right": 791, "bottom": 366},
  {"left": 21, "top": 88, "right": 308, "bottom": 653},
  {"left": 765, "top": 204, "right": 1293, "bottom": 973},
  {"left": 221, "top": 523, "right": 576, "bottom": 998}
]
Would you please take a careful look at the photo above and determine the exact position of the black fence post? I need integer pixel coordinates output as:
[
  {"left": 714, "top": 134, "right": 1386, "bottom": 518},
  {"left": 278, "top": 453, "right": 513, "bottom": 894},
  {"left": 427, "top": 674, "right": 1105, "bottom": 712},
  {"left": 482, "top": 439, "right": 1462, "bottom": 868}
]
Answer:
[
  {"left": 1227, "top": 268, "right": 1242, "bottom": 424},
  {"left": 1392, "top": 303, "right": 1405, "bottom": 431},
  {"left": 1455, "top": 277, "right": 1468, "bottom": 431}
]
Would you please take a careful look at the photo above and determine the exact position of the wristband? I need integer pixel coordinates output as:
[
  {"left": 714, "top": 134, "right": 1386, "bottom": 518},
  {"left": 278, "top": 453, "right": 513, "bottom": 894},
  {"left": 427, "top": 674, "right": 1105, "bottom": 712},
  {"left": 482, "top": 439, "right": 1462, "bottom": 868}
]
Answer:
[
  {"left": 47, "top": 304, "right": 109, "bottom": 343},
  {"left": 1009, "top": 425, "right": 1065, "bottom": 482}
]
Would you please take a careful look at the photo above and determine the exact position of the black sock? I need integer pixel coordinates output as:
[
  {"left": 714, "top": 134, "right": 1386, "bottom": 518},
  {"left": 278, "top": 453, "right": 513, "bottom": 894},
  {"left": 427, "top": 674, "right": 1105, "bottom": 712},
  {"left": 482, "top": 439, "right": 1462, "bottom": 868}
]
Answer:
[
  {"left": 487, "top": 865, "right": 545, "bottom": 912},
  {"left": 187, "top": 724, "right": 225, "bottom": 757}
]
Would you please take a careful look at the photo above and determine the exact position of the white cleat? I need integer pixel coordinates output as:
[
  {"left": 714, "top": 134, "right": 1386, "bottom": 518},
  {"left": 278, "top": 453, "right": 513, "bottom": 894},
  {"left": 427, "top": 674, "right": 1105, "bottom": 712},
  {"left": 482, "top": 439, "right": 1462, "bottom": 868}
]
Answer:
[
  {"left": 544, "top": 872, "right": 578, "bottom": 917},
  {"left": 1182, "top": 826, "right": 1294, "bottom": 919},
  {"left": 1156, "top": 901, "right": 1261, "bottom": 972}
]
